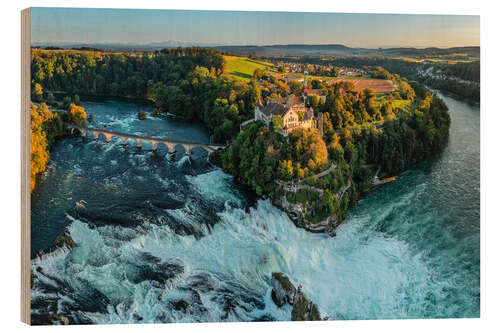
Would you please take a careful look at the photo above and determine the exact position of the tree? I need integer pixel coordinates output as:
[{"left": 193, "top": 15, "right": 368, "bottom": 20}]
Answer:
[
  {"left": 68, "top": 104, "right": 87, "bottom": 127},
  {"left": 33, "top": 83, "right": 43, "bottom": 102},
  {"left": 310, "top": 79, "right": 325, "bottom": 89},
  {"left": 288, "top": 80, "right": 303, "bottom": 95},
  {"left": 30, "top": 102, "right": 65, "bottom": 191},
  {"left": 276, "top": 81, "right": 290, "bottom": 96},
  {"left": 62, "top": 97, "right": 72, "bottom": 110},
  {"left": 278, "top": 160, "right": 294, "bottom": 180},
  {"left": 253, "top": 68, "right": 264, "bottom": 80},
  {"left": 271, "top": 115, "right": 284, "bottom": 131},
  {"left": 306, "top": 95, "right": 319, "bottom": 108}
]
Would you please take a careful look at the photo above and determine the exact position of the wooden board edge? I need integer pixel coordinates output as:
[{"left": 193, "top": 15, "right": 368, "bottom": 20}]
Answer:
[{"left": 21, "top": 7, "right": 31, "bottom": 325}]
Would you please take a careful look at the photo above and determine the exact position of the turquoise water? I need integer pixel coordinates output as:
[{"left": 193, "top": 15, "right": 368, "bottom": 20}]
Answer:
[{"left": 30, "top": 94, "right": 479, "bottom": 323}]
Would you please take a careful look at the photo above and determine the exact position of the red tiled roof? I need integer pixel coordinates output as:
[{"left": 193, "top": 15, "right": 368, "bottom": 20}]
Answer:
[
  {"left": 267, "top": 97, "right": 287, "bottom": 104},
  {"left": 304, "top": 89, "right": 326, "bottom": 96},
  {"left": 269, "top": 73, "right": 283, "bottom": 80},
  {"left": 283, "top": 76, "right": 304, "bottom": 82},
  {"left": 267, "top": 96, "right": 304, "bottom": 106},
  {"left": 260, "top": 103, "right": 292, "bottom": 118},
  {"left": 286, "top": 96, "right": 304, "bottom": 105}
]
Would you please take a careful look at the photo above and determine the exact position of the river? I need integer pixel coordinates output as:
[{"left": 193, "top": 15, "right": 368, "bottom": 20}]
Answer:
[{"left": 30, "top": 94, "right": 480, "bottom": 324}]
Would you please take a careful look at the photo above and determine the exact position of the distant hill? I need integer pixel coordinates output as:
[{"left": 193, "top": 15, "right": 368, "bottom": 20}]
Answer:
[
  {"left": 381, "top": 46, "right": 480, "bottom": 57},
  {"left": 215, "top": 44, "right": 479, "bottom": 58},
  {"left": 31, "top": 42, "right": 480, "bottom": 58},
  {"left": 214, "top": 44, "right": 360, "bottom": 56}
]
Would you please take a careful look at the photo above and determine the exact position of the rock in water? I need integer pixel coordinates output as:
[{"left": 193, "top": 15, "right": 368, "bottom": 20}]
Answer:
[
  {"left": 271, "top": 289, "right": 285, "bottom": 307},
  {"left": 271, "top": 272, "right": 323, "bottom": 321},
  {"left": 271, "top": 272, "right": 296, "bottom": 306},
  {"left": 291, "top": 293, "right": 322, "bottom": 321},
  {"left": 53, "top": 230, "right": 76, "bottom": 249}
]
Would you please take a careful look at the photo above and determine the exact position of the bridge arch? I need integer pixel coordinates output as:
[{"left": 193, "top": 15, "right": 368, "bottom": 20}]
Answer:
[{"left": 65, "top": 124, "right": 226, "bottom": 156}]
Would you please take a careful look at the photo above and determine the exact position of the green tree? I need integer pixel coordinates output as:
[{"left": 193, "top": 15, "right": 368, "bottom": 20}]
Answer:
[{"left": 271, "top": 115, "right": 284, "bottom": 131}]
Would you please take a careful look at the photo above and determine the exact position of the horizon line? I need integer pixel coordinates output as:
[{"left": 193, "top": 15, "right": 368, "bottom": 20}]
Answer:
[{"left": 30, "top": 41, "right": 481, "bottom": 50}]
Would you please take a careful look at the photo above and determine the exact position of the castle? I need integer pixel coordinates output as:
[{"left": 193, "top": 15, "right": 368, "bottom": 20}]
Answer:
[{"left": 254, "top": 96, "right": 315, "bottom": 134}]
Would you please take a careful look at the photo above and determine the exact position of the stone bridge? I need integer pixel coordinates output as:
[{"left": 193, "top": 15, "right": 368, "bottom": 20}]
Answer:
[{"left": 67, "top": 124, "right": 226, "bottom": 155}]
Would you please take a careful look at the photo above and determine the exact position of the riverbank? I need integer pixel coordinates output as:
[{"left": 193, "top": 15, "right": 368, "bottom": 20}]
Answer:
[
  {"left": 51, "top": 91, "right": 156, "bottom": 107},
  {"left": 30, "top": 102, "right": 87, "bottom": 192}
]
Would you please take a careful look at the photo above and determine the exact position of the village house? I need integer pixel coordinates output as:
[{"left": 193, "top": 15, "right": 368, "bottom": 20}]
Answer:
[{"left": 254, "top": 96, "right": 314, "bottom": 134}]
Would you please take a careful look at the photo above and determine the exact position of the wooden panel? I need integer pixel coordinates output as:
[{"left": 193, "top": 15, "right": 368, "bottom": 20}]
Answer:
[{"left": 20, "top": 7, "right": 31, "bottom": 325}]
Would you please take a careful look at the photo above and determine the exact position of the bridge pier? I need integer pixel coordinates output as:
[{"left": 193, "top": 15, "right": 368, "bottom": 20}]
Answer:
[
  {"left": 120, "top": 136, "right": 128, "bottom": 146},
  {"left": 166, "top": 143, "right": 176, "bottom": 154},
  {"left": 136, "top": 139, "right": 143, "bottom": 149},
  {"left": 184, "top": 144, "right": 193, "bottom": 155},
  {"left": 92, "top": 131, "right": 99, "bottom": 140},
  {"left": 151, "top": 141, "right": 158, "bottom": 151}
]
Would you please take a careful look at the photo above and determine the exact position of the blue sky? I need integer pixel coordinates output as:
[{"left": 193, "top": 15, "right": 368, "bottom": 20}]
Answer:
[{"left": 30, "top": 7, "right": 479, "bottom": 48}]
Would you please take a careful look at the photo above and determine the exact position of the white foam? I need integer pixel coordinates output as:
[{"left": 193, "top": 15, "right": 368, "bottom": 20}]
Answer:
[{"left": 32, "top": 170, "right": 436, "bottom": 323}]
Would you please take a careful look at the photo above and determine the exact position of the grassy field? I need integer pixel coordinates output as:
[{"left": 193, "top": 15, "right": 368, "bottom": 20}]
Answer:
[{"left": 223, "top": 56, "right": 274, "bottom": 81}]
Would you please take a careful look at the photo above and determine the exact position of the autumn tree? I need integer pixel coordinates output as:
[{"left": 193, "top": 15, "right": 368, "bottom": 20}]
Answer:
[{"left": 33, "top": 83, "right": 43, "bottom": 102}]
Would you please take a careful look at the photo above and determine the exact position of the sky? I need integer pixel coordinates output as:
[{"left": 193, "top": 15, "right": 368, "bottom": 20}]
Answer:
[{"left": 30, "top": 7, "right": 480, "bottom": 48}]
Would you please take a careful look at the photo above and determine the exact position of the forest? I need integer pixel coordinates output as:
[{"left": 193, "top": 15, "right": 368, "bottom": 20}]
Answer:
[{"left": 31, "top": 48, "right": 260, "bottom": 143}]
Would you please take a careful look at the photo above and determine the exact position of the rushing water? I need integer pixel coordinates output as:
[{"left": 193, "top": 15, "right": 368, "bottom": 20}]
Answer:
[{"left": 30, "top": 95, "right": 479, "bottom": 324}]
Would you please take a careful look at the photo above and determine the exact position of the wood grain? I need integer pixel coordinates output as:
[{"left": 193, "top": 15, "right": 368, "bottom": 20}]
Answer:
[{"left": 21, "top": 7, "right": 31, "bottom": 325}]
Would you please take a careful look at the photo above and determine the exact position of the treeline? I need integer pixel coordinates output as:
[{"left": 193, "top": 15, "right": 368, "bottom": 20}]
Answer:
[
  {"left": 420, "top": 76, "right": 480, "bottom": 103},
  {"left": 31, "top": 47, "right": 225, "bottom": 95},
  {"left": 30, "top": 102, "right": 87, "bottom": 191},
  {"left": 31, "top": 48, "right": 260, "bottom": 142},
  {"left": 440, "top": 61, "right": 480, "bottom": 83}
]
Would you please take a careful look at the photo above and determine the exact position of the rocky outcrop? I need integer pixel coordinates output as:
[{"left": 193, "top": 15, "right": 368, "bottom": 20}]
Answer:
[
  {"left": 271, "top": 272, "right": 296, "bottom": 307},
  {"left": 304, "top": 217, "right": 337, "bottom": 237},
  {"left": 53, "top": 230, "right": 76, "bottom": 250},
  {"left": 30, "top": 269, "right": 37, "bottom": 286},
  {"left": 291, "top": 292, "right": 322, "bottom": 321},
  {"left": 31, "top": 230, "right": 76, "bottom": 264},
  {"left": 31, "top": 313, "right": 72, "bottom": 325},
  {"left": 270, "top": 272, "right": 323, "bottom": 321}
]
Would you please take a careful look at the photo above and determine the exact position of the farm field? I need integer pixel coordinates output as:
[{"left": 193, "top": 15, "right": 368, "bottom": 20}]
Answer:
[
  {"left": 328, "top": 77, "right": 395, "bottom": 93},
  {"left": 223, "top": 56, "right": 274, "bottom": 81}
]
